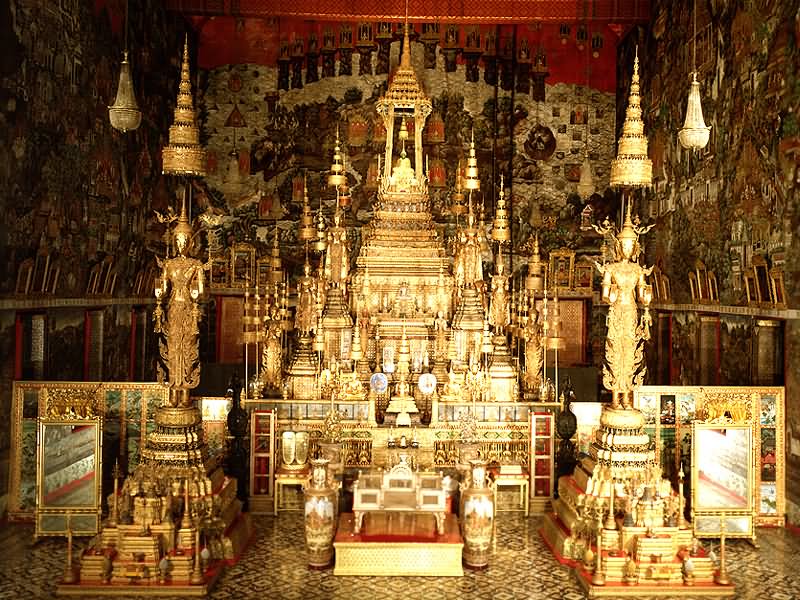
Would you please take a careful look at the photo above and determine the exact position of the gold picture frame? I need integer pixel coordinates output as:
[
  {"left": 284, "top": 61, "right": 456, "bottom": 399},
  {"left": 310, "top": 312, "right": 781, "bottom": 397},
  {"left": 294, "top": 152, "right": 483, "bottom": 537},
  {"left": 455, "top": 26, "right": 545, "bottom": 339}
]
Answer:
[
  {"left": 659, "top": 273, "right": 671, "bottom": 302},
  {"left": 548, "top": 249, "right": 575, "bottom": 291},
  {"left": 689, "top": 272, "right": 699, "bottom": 303},
  {"left": 744, "top": 268, "right": 758, "bottom": 307},
  {"left": 694, "top": 259, "right": 709, "bottom": 302},
  {"left": 707, "top": 271, "right": 719, "bottom": 303},
  {"left": 45, "top": 260, "right": 60, "bottom": 295},
  {"left": 210, "top": 257, "right": 229, "bottom": 288},
  {"left": 573, "top": 262, "right": 593, "bottom": 291},
  {"left": 230, "top": 243, "right": 255, "bottom": 288},
  {"left": 16, "top": 258, "right": 33, "bottom": 295},
  {"left": 32, "top": 253, "right": 50, "bottom": 294},
  {"left": 257, "top": 257, "right": 273, "bottom": 289},
  {"left": 35, "top": 416, "right": 103, "bottom": 538},
  {"left": 752, "top": 255, "right": 772, "bottom": 308},
  {"left": 691, "top": 422, "right": 755, "bottom": 541},
  {"left": 770, "top": 267, "right": 786, "bottom": 309}
]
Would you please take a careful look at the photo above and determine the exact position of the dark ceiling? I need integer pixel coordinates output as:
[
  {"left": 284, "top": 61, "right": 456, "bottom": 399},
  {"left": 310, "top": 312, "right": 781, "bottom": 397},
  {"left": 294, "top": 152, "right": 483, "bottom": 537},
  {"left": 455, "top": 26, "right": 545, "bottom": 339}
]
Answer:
[{"left": 164, "top": 0, "right": 650, "bottom": 23}]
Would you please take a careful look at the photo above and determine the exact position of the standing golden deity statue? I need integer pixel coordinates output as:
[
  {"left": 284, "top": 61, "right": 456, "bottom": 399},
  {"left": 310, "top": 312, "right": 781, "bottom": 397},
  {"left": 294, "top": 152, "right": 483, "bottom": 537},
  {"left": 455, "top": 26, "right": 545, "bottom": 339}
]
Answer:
[
  {"left": 295, "top": 256, "right": 317, "bottom": 335},
  {"left": 522, "top": 296, "right": 543, "bottom": 391},
  {"left": 593, "top": 205, "right": 653, "bottom": 409},
  {"left": 489, "top": 260, "right": 510, "bottom": 333},
  {"left": 262, "top": 303, "right": 283, "bottom": 390},
  {"left": 154, "top": 199, "right": 205, "bottom": 408},
  {"left": 324, "top": 208, "right": 350, "bottom": 289}
]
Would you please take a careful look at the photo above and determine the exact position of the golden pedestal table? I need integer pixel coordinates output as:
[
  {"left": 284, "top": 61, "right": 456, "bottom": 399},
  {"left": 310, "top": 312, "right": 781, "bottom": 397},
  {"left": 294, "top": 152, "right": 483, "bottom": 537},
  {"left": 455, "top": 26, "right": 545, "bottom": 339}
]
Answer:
[
  {"left": 490, "top": 468, "right": 530, "bottom": 517},
  {"left": 274, "top": 465, "right": 310, "bottom": 514}
]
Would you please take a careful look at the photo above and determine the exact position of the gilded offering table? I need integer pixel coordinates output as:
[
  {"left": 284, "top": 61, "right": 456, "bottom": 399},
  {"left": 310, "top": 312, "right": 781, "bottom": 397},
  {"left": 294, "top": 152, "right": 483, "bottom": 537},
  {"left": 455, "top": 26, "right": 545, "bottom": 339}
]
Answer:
[
  {"left": 491, "top": 468, "right": 530, "bottom": 517},
  {"left": 274, "top": 465, "right": 309, "bottom": 513},
  {"left": 352, "top": 458, "right": 447, "bottom": 535},
  {"left": 333, "top": 513, "right": 463, "bottom": 576}
]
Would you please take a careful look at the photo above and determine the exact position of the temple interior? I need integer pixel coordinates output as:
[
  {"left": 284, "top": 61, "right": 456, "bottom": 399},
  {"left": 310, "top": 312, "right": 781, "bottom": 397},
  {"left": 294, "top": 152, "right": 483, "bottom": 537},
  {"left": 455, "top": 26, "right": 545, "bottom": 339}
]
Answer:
[{"left": 1, "top": 1, "right": 800, "bottom": 598}]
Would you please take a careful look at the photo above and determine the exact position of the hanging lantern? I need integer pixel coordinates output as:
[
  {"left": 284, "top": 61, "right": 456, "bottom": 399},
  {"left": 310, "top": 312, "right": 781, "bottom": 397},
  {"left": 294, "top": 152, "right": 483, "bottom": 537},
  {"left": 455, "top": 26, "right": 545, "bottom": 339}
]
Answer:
[
  {"left": 424, "top": 112, "right": 445, "bottom": 144},
  {"left": 348, "top": 115, "right": 368, "bottom": 147},
  {"left": 577, "top": 155, "right": 595, "bottom": 199},
  {"left": 109, "top": 51, "right": 142, "bottom": 132},
  {"left": 678, "top": 72, "right": 711, "bottom": 150},
  {"left": 428, "top": 157, "right": 446, "bottom": 188}
]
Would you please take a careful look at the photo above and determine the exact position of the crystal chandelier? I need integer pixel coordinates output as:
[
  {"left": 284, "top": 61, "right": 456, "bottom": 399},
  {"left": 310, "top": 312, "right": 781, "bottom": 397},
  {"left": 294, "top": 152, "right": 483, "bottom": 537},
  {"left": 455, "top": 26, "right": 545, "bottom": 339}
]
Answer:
[
  {"left": 678, "top": 0, "right": 711, "bottom": 150},
  {"left": 108, "top": 0, "right": 141, "bottom": 132},
  {"left": 609, "top": 47, "right": 652, "bottom": 188}
]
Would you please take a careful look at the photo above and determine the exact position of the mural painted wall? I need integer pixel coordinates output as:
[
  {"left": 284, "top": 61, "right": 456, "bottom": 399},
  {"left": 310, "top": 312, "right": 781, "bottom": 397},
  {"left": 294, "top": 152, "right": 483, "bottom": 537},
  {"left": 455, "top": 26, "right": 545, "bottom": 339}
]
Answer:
[
  {"left": 630, "top": 0, "right": 800, "bottom": 523},
  {"left": 195, "top": 19, "right": 623, "bottom": 272},
  {"left": 628, "top": 1, "right": 799, "bottom": 308},
  {"left": 0, "top": 0, "right": 191, "bottom": 299}
]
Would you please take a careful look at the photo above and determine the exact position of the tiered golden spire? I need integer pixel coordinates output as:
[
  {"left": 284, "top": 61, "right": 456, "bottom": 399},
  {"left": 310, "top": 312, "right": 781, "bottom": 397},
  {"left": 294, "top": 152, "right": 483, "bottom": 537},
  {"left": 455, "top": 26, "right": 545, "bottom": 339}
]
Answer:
[
  {"left": 463, "top": 129, "right": 480, "bottom": 191},
  {"left": 491, "top": 174, "right": 510, "bottom": 243},
  {"left": 162, "top": 37, "right": 207, "bottom": 176},
  {"left": 327, "top": 126, "right": 346, "bottom": 187},
  {"left": 609, "top": 48, "right": 651, "bottom": 188},
  {"left": 299, "top": 175, "right": 315, "bottom": 241}
]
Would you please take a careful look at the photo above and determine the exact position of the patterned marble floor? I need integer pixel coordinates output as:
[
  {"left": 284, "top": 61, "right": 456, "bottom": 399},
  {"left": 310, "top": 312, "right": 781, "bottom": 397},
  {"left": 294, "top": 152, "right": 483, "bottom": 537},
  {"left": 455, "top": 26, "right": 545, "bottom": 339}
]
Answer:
[{"left": 1, "top": 514, "right": 799, "bottom": 599}]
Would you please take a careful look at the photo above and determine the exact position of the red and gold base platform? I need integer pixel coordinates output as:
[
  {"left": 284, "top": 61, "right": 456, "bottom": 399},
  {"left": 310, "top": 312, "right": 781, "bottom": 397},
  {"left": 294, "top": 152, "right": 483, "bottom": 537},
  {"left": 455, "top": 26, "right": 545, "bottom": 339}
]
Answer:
[{"left": 333, "top": 513, "right": 463, "bottom": 576}]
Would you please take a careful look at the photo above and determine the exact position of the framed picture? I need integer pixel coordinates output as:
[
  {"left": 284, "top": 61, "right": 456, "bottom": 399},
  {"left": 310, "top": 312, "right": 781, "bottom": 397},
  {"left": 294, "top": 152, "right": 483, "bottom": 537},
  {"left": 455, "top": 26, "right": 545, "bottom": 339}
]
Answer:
[
  {"left": 548, "top": 249, "right": 575, "bottom": 291},
  {"left": 85, "top": 263, "right": 102, "bottom": 295},
  {"left": 574, "top": 262, "right": 593, "bottom": 291},
  {"left": 256, "top": 258, "right": 272, "bottom": 288},
  {"left": 651, "top": 266, "right": 661, "bottom": 301},
  {"left": 707, "top": 271, "right": 719, "bottom": 303},
  {"left": 752, "top": 256, "right": 772, "bottom": 307},
  {"left": 133, "top": 270, "right": 145, "bottom": 296},
  {"left": 770, "top": 267, "right": 786, "bottom": 308},
  {"left": 45, "top": 261, "right": 60, "bottom": 294},
  {"left": 16, "top": 258, "right": 34, "bottom": 295},
  {"left": 210, "top": 257, "right": 229, "bottom": 288},
  {"left": 230, "top": 243, "right": 255, "bottom": 288},
  {"left": 32, "top": 254, "right": 50, "bottom": 294},
  {"left": 688, "top": 272, "right": 699, "bottom": 303},
  {"left": 659, "top": 274, "right": 671, "bottom": 302},
  {"left": 694, "top": 260, "right": 709, "bottom": 302},
  {"left": 744, "top": 268, "right": 758, "bottom": 306}
]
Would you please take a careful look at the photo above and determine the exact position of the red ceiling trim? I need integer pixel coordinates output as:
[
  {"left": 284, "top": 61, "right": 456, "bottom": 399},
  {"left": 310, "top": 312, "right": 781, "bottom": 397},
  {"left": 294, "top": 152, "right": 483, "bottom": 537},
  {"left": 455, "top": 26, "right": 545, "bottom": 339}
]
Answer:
[{"left": 166, "top": 0, "right": 650, "bottom": 23}]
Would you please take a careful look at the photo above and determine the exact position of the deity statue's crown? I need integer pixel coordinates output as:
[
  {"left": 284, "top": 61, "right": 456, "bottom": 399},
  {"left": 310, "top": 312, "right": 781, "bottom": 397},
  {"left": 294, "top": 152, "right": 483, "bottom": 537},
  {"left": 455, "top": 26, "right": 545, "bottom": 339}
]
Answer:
[
  {"left": 617, "top": 203, "right": 638, "bottom": 242},
  {"left": 174, "top": 194, "right": 193, "bottom": 247}
]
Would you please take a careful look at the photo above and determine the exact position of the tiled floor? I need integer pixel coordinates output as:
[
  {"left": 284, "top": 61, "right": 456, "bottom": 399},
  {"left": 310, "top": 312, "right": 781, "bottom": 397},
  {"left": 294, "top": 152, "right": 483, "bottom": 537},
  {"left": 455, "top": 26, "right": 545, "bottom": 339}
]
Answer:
[{"left": 2, "top": 514, "right": 800, "bottom": 599}]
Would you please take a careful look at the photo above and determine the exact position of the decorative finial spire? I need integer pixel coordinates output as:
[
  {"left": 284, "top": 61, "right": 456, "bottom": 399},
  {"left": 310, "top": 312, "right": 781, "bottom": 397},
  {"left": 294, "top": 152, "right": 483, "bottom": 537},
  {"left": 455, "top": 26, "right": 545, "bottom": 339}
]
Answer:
[
  {"left": 401, "top": 0, "right": 412, "bottom": 69},
  {"left": 162, "top": 35, "right": 207, "bottom": 176},
  {"left": 464, "top": 128, "right": 480, "bottom": 191},
  {"left": 609, "top": 46, "right": 652, "bottom": 188},
  {"left": 491, "top": 173, "right": 510, "bottom": 244}
]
